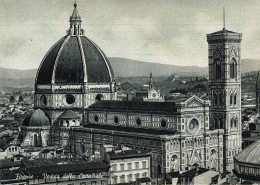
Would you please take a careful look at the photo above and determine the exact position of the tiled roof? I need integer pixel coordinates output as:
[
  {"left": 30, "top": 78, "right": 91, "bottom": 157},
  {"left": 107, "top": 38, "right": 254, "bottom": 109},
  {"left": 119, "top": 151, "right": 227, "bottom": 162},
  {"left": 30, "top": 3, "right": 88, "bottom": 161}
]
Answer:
[
  {"left": 234, "top": 139, "right": 260, "bottom": 164},
  {"left": 22, "top": 109, "right": 50, "bottom": 127},
  {"left": 58, "top": 110, "right": 79, "bottom": 119},
  {"left": 107, "top": 149, "right": 151, "bottom": 160},
  {"left": 84, "top": 124, "right": 178, "bottom": 135},
  {"left": 0, "top": 159, "right": 21, "bottom": 169},
  {"left": 88, "top": 100, "right": 178, "bottom": 114},
  {"left": 209, "top": 28, "right": 237, "bottom": 35},
  {"left": 36, "top": 35, "right": 114, "bottom": 85}
]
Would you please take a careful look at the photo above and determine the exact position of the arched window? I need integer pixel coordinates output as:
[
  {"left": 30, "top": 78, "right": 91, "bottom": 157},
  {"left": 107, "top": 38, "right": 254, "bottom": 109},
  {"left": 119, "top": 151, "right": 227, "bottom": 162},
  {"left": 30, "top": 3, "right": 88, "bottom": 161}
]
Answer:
[
  {"left": 219, "top": 119, "right": 223, "bottom": 129},
  {"left": 161, "top": 119, "right": 167, "bottom": 128},
  {"left": 213, "top": 94, "right": 218, "bottom": 106},
  {"left": 214, "top": 118, "right": 219, "bottom": 129},
  {"left": 230, "top": 59, "right": 237, "bottom": 79},
  {"left": 214, "top": 60, "right": 222, "bottom": 80},
  {"left": 95, "top": 94, "right": 103, "bottom": 102},
  {"left": 81, "top": 145, "right": 85, "bottom": 153},
  {"left": 34, "top": 134, "right": 38, "bottom": 147},
  {"left": 94, "top": 115, "right": 99, "bottom": 122},
  {"left": 234, "top": 119, "right": 237, "bottom": 127},
  {"left": 136, "top": 118, "right": 141, "bottom": 126},
  {"left": 234, "top": 95, "right": 237, "bottom": 105},
  {"left": 218, "top": 95, "right": 223, "bottom": 106},
  {"left": 114, "top": 116, "right": 119, "bottom": 124},
  {"left": 230, "top": 95, "right": 233, "bottom": 105}
]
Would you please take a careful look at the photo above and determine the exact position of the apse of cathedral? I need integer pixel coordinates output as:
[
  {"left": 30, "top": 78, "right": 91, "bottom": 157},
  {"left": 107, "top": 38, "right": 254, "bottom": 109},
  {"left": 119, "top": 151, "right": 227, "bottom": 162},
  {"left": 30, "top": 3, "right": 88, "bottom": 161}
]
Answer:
[{"left": 20, "top": 2, "right": 242, "bottom": 177}]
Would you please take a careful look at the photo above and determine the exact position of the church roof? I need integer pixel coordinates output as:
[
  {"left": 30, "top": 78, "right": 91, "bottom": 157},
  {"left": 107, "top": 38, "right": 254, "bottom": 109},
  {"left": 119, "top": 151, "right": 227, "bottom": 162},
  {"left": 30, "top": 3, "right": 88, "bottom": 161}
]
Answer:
[
  {"left": 234, "top": 139, "right": 260, "bottom": 165},
  {"left": 35, "top": 3, "right": 114, "bottom": 85},
  {"left": 207, "top": 28, "right": 242, "bottom": 44},
  {"left": 88, "top": 100, "right": 178, "bottom": 114},
  {"left": 107, "top": 149, "right": 151, "bottom": 160},
  {"left": 84, "top": 124, "right": 178, "bottom": 135},
  {"left": 209, "top": 28, "right": 237, "bottom": 35},
  {"left": 23, "top": 109, "right": 50, "bottom": 127},
  {"left": 58, "top": 110, "right": 79, "bottom": 119}
]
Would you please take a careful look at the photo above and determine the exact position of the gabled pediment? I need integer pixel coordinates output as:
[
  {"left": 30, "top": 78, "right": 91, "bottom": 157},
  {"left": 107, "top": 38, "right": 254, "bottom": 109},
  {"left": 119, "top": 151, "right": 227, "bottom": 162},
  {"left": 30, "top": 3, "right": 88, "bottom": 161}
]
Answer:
[{"left": 183, "top": 95, "right": 205, "bottom": 108}]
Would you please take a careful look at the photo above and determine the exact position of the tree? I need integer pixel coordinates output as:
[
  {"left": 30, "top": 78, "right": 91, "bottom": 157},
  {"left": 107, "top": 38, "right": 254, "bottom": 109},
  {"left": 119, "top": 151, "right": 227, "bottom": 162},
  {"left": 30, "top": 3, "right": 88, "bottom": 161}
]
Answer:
[
  {"left": 18, "top": 95, "right": 24, "bottom": 102},
  {"left": 9, "top": 96, "right": 15, "bottom": 103}
]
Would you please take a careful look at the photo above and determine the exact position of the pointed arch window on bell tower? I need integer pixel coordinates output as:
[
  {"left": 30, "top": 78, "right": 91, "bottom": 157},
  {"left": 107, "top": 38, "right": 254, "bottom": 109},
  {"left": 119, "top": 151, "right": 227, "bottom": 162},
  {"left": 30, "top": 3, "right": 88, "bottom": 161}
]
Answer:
[
  {"left": 230, "top": 59, "right": 237, "bottom": 79},
  {"left": 214, "top": 60, "right": 222, "bottom": 80}
]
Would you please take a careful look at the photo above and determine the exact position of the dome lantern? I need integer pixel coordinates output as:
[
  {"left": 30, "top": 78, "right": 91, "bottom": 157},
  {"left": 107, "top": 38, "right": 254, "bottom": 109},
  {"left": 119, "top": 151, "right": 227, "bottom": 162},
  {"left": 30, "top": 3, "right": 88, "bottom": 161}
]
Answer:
[{"left": 68, "top": 2, "right": 84, "bottom": 35}]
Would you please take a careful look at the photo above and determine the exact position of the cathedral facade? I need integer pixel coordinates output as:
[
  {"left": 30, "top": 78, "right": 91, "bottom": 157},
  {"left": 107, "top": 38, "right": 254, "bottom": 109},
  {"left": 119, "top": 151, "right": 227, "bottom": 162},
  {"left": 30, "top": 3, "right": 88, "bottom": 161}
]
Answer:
[{"left": 21, "top": 3, "right": 242, "bottom": 179}]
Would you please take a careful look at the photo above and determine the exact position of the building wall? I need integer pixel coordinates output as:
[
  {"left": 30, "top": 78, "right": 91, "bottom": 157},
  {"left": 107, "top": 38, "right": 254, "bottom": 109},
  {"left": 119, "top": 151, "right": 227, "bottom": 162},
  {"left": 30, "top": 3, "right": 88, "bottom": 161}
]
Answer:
[
  {"left": 34, "top": 91, "right": 117, "bottom": 124},
  {"left": 109, "top": 156, "right": 151, "bottom": 184}
]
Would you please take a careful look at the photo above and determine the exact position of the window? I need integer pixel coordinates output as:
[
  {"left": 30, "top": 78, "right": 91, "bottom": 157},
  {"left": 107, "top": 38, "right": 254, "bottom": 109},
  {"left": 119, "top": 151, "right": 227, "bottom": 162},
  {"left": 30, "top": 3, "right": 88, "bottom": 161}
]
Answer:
[
  {"left": 114, "top": 116, "right": 119, "bottom": 124},
  {"left": 112, "top": 164, "right": 117, "bottom": 171},
  {"left": 80, "top": 183, "right": 86, "bottom": 185},
  {"left": 214, "top": 60, "right": 222, "bottom": 80},
  {"left": 230, "top": 59, "right": 237, "bottom": 79},
  {"left": 136, "top": 118, "right": 141, "bottom": 126},
  {"left": 65, "top": 94, "right": 75, "bottom": 104},
  {"left": 120, "top": 175, "right": 125, "bottom": 183},
  {"left": 214, "top": 94, "right": 218, "bottom": 106},
  {"left": 127, "top": 163, "right": 132, "bottom": 170},
  {"left": 135, "top": 162, "right": 139, "bottom": 169},
  {"left": 219, "top": 95, "right": 223, "bottom": 106},
  {"left": 81, "top": 145, "right": 85, "bottom": 153},
  {"left": 230, "top": 95, "right": 233, "bottom": 105},
  {"left": 128, "top": 174, "right": 133, "bottom": 182},
  {"left": 219, "top": 119, "right": 223, "bottom": 129},
  {"left": 142, "top": 172, "right": 147, "bottom": 177},
  {"left": 161, "top": 119, "right": 167, "bottom": 128},
  {"left": 142, "top": 161, "right": 147, "bottom": 168},
  {"left": 95, "top": 94, "right": 103, "bottom": 101},
  {"left": 234, "top": 95, "right": 237, "bottom": 105},
  {"left": 94, "top": 115, "right": 99, "bottom": 122},
  {"left": 135, "top": 173, "right": 140, "bottom": 179},
  {"left": 112, "top": 176, "right": 118, "bottom": 184},
  {"left": 91, "top": 181, "right": 96, "bottom": 185},
  {"left": 40, "top": 95, "right": 47, "bottom": 106},
  {"left": 120, "top": 163, "right": 125, "bottom": 171}
]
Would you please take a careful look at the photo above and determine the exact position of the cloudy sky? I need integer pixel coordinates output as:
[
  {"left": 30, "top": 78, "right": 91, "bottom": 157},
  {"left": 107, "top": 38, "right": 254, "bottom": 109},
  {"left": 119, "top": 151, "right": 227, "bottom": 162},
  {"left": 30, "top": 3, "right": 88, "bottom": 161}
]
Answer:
[{"left": 0, "top": 0, "right": 260, "bottom": 69}]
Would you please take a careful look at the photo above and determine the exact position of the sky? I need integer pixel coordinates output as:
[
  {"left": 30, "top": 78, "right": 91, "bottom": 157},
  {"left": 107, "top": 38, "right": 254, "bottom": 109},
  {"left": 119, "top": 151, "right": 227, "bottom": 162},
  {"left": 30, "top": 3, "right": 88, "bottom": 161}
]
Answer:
[{"left": 0, "top": 0, "right": 260, "bottom": 69}]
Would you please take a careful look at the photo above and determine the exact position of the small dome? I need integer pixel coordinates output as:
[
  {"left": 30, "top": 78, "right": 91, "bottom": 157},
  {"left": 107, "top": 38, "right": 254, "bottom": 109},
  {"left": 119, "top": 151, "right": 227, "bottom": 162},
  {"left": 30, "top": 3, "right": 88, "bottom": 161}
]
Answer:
[
  {"left": 234, "top": 139, "right": 260, "bottom": 164},
  {"left": 58, "top": 110, "right": 79, "bottom": 119},
  {"left": 23, "top": 109, "right": 50, "bottom": 127}
]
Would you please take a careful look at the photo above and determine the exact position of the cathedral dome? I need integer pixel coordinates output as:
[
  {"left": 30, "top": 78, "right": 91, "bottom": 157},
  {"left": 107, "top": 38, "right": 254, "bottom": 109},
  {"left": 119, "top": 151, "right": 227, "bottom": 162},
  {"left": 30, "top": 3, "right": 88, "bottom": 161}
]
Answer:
[
  {"left": 23, "top": 109, "right": 50, "bottom": 127},
  {"left": 35, "top": 3, "right": 114, "bottom": 85}
]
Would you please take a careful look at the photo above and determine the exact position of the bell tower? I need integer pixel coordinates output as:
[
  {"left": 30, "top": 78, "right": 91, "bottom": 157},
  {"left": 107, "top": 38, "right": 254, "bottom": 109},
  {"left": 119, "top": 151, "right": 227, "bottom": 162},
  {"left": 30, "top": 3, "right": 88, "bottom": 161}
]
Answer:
[{"left": 207, "top": 24, "right": 242, "bottom": 171}]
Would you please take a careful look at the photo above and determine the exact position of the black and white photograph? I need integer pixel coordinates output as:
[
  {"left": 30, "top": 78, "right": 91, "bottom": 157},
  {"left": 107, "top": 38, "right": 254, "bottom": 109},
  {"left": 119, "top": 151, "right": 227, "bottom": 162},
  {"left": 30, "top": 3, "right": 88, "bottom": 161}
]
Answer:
[{"left": 0, "top": 0, "right": 260, "bottom": 184}]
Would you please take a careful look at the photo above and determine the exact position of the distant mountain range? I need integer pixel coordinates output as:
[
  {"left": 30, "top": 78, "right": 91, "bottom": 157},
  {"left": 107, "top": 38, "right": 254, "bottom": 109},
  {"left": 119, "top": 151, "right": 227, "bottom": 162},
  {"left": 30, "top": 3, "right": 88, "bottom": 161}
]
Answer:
[{"left": 0, "top": 57, "right": 259, "bottom": 91}]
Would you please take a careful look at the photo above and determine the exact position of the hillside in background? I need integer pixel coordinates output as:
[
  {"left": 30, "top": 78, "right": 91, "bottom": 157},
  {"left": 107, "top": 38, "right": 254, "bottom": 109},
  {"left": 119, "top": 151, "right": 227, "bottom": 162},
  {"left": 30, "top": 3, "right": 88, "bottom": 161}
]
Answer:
[
  {"left": 0, "top": 57, "right": 259, "bottom": 92},
  {"left": 109, "top": 57, "right": 208, "bottom": 77}
]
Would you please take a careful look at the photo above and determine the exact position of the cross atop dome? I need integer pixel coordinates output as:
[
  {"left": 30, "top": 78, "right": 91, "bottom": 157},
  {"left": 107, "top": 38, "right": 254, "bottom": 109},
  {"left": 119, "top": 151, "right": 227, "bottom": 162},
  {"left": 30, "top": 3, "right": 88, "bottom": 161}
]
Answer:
[{"left": 68, "top": 2, "right": 84, "bottom": 35}]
